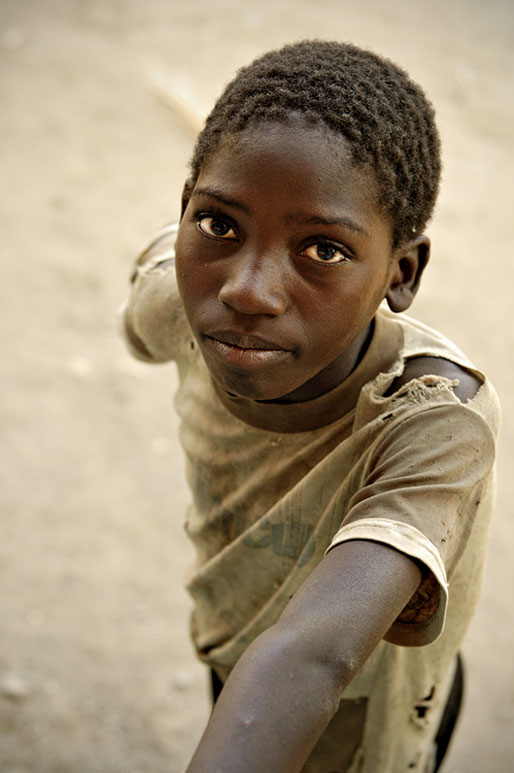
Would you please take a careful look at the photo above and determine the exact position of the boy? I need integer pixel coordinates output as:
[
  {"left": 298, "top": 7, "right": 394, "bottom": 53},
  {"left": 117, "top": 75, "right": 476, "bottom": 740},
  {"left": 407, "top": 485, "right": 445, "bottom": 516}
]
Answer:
[{"left": 122, "top": 41, "right": 500, "bottom": 772}]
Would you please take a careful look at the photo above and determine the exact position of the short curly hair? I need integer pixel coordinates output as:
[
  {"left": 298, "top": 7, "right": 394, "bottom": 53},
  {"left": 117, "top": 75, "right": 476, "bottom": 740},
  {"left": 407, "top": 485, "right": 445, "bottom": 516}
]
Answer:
[{"left": 189, "top": 40, "right": 441, "bottom": 248}]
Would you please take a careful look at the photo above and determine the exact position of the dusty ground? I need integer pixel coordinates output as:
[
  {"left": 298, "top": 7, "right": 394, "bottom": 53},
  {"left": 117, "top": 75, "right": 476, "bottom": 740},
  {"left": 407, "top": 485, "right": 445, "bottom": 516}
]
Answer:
[{"left": 1, "top": 0, "right": 513, "bottom": 770}]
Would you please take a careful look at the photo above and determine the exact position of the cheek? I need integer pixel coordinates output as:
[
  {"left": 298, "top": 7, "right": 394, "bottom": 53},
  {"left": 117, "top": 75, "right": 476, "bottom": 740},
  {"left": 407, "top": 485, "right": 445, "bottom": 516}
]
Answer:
[
  {"left": 174, "top": 253, "right": 190, "bottom": 301},
  {"left": 175, "top": 228, "right": 199, "bottom": 282},
  {"left": 176, "top": 242, "right": 206, "bottom": 295},
  {"left": 175, "top": 253, "right": 202, "bottom": 322},
  {"left": 303, "top": 290, "right": 371, "bottom": 349},
  {"left": 176, "top": 252, "right": 226, "bottom": 331}
]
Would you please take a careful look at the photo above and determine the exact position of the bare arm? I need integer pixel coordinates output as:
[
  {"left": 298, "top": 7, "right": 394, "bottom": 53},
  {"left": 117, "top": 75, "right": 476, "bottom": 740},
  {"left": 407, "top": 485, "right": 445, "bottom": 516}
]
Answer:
[{"left": 186, "top": 539, "right": 422, "bottom": 772}]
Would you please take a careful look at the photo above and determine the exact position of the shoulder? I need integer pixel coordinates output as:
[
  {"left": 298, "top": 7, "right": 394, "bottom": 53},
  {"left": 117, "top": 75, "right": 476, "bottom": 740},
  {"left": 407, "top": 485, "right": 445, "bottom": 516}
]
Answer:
[
  {"left": 132, "top": 222, "right": 178, "bottom": 277},
  {"left": 387, "top": 356, "right": 483, "bottom": 404},
  {"left": 122, "top": 223, "right": 192, "bottom": 364}
]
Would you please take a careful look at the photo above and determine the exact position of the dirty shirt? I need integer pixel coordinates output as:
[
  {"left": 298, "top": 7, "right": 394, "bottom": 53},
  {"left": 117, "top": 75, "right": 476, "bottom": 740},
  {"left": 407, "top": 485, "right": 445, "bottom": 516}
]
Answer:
[{"left": 122, "top": 224, "right": 500, "bottom": 772}]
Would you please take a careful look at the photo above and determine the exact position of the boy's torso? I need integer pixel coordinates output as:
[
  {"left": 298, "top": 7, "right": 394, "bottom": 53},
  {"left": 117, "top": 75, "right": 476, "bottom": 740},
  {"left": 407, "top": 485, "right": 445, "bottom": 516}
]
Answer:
[{"left": 122, "top": 227, "right": 500, "bottom": 771}]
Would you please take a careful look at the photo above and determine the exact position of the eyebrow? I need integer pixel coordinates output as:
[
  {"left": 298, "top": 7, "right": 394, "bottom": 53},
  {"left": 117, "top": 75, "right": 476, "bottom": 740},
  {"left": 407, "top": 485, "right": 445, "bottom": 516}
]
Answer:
[
  {"left": 289, "top": 214, "right": 368, "bottom": 236},
  {"left": 193, "top": 186, "right": 368, "bottom": 236},
  {"left": 193, "top": 186, "right": 251, "bottom": 215}
]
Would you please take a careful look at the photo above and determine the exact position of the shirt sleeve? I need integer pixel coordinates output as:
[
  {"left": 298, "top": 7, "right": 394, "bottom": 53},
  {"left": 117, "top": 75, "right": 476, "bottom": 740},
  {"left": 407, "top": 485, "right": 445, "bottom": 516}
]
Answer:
[
  {"left": 327, "top": 398, "right": 496, "bottom": 645},
  {"left": 120, "top": 224, "right": 190, "bottom": 363}
]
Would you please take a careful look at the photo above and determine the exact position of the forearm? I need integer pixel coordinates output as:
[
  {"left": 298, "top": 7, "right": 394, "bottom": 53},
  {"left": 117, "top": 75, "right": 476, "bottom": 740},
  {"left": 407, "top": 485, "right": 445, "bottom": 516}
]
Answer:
[
  {"left": 186, "top": 541, "right": 422, "bottom": 772},
  {"left": 187, "top": 623, "right": 345, "bottom": 773}
]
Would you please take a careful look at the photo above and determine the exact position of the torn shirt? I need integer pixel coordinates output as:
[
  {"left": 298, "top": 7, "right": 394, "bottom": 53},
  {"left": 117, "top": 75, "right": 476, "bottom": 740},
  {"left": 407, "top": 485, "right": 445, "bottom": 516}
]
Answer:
[{"left": 122, "top": 223, "right": 500, "bottom": 772}]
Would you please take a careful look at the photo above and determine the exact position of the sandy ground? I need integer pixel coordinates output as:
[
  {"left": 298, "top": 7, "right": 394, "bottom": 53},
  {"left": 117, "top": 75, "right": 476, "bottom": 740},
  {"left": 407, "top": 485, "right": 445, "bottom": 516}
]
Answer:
[{"left": 1, "top": 0, "right": 513, "bottom": 770}]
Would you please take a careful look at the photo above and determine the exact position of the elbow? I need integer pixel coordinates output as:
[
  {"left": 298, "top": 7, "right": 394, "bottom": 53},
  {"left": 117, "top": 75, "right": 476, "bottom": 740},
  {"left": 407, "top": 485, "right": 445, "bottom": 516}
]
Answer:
[
  {"left": 120, "top": 301, "right": 173, "bottom": 363},
  {"left": 121, "top": 311, "right": 157, "bottom": 362},
  {"left": 252, "top": 622, "right": 356, "bottom": 715},
  {"left": 275, "top": 616, "right": 362, "bottom": 682}
]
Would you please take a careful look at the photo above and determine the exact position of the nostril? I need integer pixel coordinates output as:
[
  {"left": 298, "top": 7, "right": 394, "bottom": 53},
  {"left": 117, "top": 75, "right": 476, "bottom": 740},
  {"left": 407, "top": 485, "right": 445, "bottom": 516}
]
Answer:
[{"left": 218, "top": 273, "right": 287, "bottom": 316}]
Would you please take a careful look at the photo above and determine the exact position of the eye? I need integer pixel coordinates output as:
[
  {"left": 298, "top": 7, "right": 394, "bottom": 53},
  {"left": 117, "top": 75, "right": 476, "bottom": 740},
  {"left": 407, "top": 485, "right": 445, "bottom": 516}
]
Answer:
[
  {"left": 301, "top": 242, "right": 349, "bottom": 264},
  {"left": 197, "top": 215, "right": 237, "bottom": 240}
]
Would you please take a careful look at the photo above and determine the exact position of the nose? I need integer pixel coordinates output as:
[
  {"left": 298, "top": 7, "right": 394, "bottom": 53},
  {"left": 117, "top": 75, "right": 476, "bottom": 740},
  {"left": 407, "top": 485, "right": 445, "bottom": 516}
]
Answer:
[{"left": 218, "top": 254, "right": 288, "bottom": 317}]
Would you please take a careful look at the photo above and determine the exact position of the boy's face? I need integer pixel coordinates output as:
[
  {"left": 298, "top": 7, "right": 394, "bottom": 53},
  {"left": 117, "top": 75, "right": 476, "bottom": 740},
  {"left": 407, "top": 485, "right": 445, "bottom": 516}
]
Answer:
[{"left": 176, "top": 122, "right": 421, "bottom": 403}]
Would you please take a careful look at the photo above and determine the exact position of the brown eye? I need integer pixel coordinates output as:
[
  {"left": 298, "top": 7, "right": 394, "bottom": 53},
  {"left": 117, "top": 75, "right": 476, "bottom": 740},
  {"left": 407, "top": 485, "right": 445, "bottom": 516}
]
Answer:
[
  {"left": 197, "top": 216, "right": 237, "bottom": 240},
  {"left": 302, "top": 242, "right": 348, "bottom": 264}
]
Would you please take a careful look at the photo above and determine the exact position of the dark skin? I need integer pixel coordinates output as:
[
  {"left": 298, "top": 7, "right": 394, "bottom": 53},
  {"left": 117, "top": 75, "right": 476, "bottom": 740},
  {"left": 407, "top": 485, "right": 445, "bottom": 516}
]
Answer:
[
  {"left": 176, "top": 122, "right": 430, "bottom": 405},
  {"left": 187, "top": 541, "right": 422, "bottom": 772},
  {"left": 175, "top": 120, "right": 481, "bottom": 772}
]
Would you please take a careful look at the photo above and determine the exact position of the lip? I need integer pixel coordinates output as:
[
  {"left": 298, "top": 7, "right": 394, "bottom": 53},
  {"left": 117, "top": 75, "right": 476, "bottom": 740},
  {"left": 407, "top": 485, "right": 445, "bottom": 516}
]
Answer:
[
  {"left": 207, "top": 330, "right": 289, "bottom": 351},
  {"left": 203, "top": 330, "right": 294, "bottom": 370}
]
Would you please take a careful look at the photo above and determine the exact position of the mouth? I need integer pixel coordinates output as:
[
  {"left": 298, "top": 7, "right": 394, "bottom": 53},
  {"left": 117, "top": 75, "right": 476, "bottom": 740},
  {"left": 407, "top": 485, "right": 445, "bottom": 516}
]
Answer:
[
  {"left": 203, "top": 330, "right": 293, "bottom": 370},
  {"left": 208, "top": 330, "right": 287, "bottom": 350}
]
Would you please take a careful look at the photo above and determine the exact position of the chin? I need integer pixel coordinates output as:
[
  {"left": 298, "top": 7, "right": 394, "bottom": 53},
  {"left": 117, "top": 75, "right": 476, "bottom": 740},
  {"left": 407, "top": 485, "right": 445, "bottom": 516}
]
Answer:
[{"left": 213, "top": 371, "right": 289, "bottom": 402}]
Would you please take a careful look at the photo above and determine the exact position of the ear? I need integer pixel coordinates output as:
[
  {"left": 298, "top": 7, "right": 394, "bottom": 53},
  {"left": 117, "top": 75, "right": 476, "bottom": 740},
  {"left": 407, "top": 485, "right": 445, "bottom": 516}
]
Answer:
[
  {"left": 386, "top": 234, "right": 430, "bottom": 313},
  {"left": 180, "top": 178, "right": 195, "bottom": 220}
]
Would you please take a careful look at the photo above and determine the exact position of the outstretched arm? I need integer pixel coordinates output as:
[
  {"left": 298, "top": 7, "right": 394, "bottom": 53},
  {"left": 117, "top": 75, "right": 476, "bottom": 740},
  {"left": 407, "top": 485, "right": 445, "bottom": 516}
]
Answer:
[{"left": 187, "top": 539, "right": 422, "bottom": 773}]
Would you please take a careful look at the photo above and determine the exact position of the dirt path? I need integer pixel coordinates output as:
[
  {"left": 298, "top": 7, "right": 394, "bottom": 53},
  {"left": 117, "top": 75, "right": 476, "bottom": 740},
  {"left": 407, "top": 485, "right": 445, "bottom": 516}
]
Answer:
[{"left": 1, "top": 0, "right": 513, "bottom": 770}]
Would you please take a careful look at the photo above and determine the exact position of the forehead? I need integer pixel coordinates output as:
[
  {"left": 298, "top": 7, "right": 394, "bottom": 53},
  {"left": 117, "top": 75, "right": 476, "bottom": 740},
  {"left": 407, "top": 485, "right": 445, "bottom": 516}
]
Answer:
[{"left": 195, "top": 121, "right": 388, "bottom": 234}]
